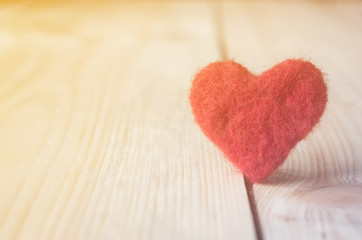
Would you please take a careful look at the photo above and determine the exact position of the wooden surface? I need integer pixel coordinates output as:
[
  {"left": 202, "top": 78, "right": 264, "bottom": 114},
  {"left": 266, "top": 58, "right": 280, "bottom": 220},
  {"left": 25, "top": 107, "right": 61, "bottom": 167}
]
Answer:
[{"left": 0, "top": 1, "right": 361, "bottom": 240}]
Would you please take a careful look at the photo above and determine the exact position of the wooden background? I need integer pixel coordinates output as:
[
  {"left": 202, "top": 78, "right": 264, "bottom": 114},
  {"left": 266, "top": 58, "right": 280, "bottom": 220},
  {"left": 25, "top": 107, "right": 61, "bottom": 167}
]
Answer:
[{"left": 0, "top": 0, "right": 361, "bottom": 239}]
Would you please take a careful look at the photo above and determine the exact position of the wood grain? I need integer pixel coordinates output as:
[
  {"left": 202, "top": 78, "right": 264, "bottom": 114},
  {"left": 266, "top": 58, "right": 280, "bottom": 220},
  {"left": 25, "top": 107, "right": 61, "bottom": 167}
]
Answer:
[
  {"left": 0, "top": 1, "right": 256, "bottom": 240},
  {"left": 221, "top": 1, "right": 362, "bottom": 239},
  {"left": 2, "top": 1, "right": 362, "bottom": 239}
]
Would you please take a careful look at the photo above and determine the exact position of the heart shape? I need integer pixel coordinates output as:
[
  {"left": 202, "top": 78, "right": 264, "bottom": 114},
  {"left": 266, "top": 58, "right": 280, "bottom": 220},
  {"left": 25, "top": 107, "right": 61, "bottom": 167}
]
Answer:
[{"left": 189, "top": 59, "right": 327, "bottom": 183}]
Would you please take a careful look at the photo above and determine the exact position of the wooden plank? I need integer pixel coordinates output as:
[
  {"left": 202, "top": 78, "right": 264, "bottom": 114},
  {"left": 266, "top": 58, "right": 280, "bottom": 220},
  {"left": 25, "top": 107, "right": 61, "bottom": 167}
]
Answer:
[
  {"left": 0, "top": 1, "right": 257, "bottom": 240},
  {"left": 221, "top": 1, "right": 362, "bottom": 239}
]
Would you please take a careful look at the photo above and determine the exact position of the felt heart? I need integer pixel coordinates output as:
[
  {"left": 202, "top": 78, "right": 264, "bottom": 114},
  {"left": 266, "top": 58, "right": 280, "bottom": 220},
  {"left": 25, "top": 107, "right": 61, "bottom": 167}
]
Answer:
[{"left": 189, "top": 59, "right": 327, "bottom": 183}]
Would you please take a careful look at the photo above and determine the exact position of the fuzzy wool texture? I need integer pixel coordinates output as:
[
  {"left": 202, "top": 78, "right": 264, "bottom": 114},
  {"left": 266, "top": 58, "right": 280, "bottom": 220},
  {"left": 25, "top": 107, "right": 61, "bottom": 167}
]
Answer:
[{"left": 189, "top": 59, "right": 328, "bottom": 183}]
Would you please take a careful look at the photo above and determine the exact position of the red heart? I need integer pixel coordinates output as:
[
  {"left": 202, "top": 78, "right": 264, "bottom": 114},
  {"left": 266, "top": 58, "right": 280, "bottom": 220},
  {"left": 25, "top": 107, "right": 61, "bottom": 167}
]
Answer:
[{"left": 189, "top": 59, "right": 327, "bottom": 183}]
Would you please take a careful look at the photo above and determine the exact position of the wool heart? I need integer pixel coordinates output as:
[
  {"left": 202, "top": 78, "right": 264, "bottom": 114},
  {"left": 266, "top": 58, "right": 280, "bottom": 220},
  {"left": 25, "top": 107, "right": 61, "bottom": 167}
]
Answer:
[{"left": 189, "top": 59, "right": 327, "bottom": 183}]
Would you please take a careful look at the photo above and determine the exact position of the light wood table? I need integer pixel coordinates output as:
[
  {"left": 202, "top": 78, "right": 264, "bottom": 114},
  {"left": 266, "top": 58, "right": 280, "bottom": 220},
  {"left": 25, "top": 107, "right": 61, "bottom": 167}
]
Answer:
[{"left": 0, "top": 1, "right": 361, "bottom": 239}]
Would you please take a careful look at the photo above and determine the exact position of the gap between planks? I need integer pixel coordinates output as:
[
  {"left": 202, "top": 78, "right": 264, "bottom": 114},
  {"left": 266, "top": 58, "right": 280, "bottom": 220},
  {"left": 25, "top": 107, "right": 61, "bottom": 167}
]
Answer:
[{"left": 212, "top": 1, "right": 264, "bottom": 240}]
